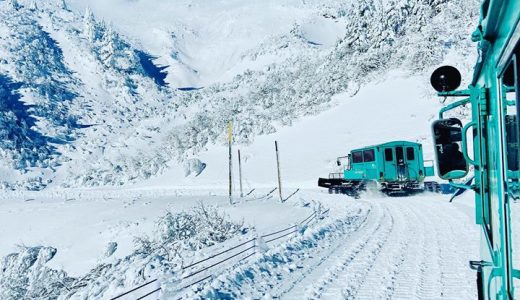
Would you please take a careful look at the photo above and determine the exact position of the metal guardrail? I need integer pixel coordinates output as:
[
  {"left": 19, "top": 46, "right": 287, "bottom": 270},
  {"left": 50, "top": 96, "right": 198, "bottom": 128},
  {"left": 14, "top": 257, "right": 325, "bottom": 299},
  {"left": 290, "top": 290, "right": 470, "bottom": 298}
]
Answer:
[
  {"left": 110, "top": 279, "right": 158, "bottom": 300},
  {"left": 109, "top": 209, "right": 323, "bottom": 300},
  {"left": 282, "top": 188, "right": 300, "bottom": 202},
  {"left": 328, "top": 172, "right": 343, "bottom": 179},
  {"left": 181, "top": 237, "right": 256, "bottom": 270},
  {"left": 424, "top": 159, "right": 435, "bottom": 167},
  {"left": 182, "top": 244, "right": 256, "bottom": 281}
]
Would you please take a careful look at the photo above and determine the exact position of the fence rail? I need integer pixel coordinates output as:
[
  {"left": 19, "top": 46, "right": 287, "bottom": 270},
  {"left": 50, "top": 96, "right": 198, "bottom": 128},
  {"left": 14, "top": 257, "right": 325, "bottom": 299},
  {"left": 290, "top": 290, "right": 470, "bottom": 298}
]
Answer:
[
  {"left": 109, "top": 209, "right": 323, "bottom": 300},
  {"left": 182, "top": 237, "right": 256, "bottom": 270},
  {"left": 182, "top": 244, "right": 256, "bottom": 280},
  {"left": 261, "top": 225, "right": 297, "bottom": 239},
  {"left": 264, "top": 228, "right": 297, "bottom": 244},
  {"left": 283, "top": 188, "right": 300, "bottom": 202},
  {"left": 110, "top": 279, "right": 158, "bottom": 300}
]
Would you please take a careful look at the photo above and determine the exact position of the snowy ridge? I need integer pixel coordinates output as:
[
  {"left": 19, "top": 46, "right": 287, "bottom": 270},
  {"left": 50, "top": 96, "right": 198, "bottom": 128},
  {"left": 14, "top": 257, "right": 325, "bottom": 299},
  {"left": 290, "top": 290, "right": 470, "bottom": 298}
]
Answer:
[
  {"left": 0, "top": 0, "right": 178, "bottom": 189},
  {"left": 0, "top": 0, "right": 478, "bottom": 189},
  {"left": 0, "top": 2, "right": 79, "bottom": 177}
]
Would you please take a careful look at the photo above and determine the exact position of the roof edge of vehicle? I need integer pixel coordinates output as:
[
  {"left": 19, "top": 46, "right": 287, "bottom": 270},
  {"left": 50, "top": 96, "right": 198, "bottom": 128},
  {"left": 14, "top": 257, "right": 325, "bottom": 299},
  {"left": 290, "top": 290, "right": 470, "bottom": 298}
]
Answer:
[{"left": 350, "top": 140, "right": 421, "bottom": 152}]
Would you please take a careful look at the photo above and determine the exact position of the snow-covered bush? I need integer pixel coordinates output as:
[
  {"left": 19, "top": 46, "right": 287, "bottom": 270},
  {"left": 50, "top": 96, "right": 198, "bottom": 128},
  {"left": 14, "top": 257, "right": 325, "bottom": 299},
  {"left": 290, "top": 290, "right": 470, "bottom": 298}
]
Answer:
[
  {"left": 0, "top": 205, "right": 244, "bottom": 298},
  {"left": 70, "top": 205, "right": 243, "bottom": 298},
  {"left": 183, "top": 158, "right": 206, "bottom": 177},
  {"left": 137, "top": 203, "right": 244, "bottom": 255},
  {"left": 0, "top": 246, "right": 73, "bottom": 300}
]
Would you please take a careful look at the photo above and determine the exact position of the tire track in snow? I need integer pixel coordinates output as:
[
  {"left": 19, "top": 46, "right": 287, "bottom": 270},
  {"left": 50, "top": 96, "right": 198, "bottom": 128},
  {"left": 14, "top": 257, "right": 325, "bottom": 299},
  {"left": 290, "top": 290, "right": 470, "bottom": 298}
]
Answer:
[
  {"left": 423, "top": 199, "right": 478, "bottom": 299},
  {"left": 351, "top": 200, "right": 409, "bottom": 299},
  {"left": 196, "top": 203, "right": 373, "bottom": 299},
  {"left": 286, "top": 197, "right": 477, "bottom": 300},
  {"left": 308, "top": 201, "right": 400, "bottom": 299},
  {"left": 282, "top": 201, "right": 387, "bottom": 299},
  {"left": 391, "top": 198, "right": 438, "bottom": 300},
  {"left": 196, "top": 197, "right": 478, "bottom": 299}
]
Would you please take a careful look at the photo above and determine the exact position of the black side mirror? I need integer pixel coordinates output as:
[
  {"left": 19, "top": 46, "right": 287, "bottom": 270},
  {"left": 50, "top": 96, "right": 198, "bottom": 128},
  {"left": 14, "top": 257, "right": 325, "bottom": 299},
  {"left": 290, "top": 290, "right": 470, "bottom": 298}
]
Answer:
[
  {"left": 430, "top": 66, "right": 462, "bottom": 92},
  {"left": 432, "top": 118, "right": 469, "bottom": 179}
]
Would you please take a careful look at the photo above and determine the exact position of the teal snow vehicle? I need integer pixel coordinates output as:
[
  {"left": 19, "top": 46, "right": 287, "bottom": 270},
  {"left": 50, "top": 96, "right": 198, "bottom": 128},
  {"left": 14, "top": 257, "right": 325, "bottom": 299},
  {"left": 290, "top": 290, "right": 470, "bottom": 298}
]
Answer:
[
  {"left": 429, "top": 0, "right": 520, "bottom": 298},
  {"left": 318, "top": 141, "right": 435, "bottom": 196}
]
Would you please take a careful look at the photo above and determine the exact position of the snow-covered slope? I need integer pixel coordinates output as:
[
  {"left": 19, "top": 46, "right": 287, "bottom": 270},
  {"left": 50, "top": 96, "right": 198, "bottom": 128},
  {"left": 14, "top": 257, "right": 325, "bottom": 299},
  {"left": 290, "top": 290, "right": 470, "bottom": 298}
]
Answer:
[
  {"left": 0, "top": 0, "right": 478, "bottom": 190},
  {"left": 0, "top": 1, "right": 489, "bottom": 298},
  {"left": 142, "top": 72, "right": 441, "bottom": 189},
  {"left": 0, "top": 75, "right": 481, "bottom": 300}
]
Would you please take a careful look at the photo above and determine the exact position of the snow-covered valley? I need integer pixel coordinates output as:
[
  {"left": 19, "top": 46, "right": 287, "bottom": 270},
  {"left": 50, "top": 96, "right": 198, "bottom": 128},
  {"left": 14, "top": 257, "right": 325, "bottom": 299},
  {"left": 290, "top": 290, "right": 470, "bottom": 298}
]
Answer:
[{"left": 0, "top": 0, "right": 501, "bottom": 299}]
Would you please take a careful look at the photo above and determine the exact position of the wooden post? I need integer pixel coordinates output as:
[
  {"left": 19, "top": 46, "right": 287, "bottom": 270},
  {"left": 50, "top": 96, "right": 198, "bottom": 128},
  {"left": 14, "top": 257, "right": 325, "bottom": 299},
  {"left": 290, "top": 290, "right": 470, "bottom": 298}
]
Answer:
[
  {"left": 275, "top": 141, "right": 283, "bottom": 202},
  {"left": 238, "top": 149, "right": 244, "bottom": 197},
  {"left": 228, "top": 122, "right": 233, "bottom": 204}
]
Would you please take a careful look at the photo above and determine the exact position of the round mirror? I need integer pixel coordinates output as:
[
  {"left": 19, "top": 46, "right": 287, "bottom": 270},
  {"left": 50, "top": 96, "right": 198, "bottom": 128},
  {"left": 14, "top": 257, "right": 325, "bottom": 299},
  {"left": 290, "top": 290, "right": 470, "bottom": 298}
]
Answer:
[{"left": 430, "top": 66, "right": 462, "bottom": 92}]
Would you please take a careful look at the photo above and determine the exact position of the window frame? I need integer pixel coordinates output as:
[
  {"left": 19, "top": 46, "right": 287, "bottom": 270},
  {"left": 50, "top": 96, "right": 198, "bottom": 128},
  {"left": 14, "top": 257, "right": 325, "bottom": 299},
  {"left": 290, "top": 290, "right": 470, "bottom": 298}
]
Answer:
[
  {"left": 406, "top": 147, "right": 415, "bottom": 161},
  {"left": 384, "top": 148, "right": 393, "bottom": 162},
  {"left": 363, "top": 149, "right": 375, "bottom": 162},
  {"left": 352, "top": 151, "right": 363, "bottom": 163},
  {"left": 499, "top": 50, "right": 520, "bottom": 292}
]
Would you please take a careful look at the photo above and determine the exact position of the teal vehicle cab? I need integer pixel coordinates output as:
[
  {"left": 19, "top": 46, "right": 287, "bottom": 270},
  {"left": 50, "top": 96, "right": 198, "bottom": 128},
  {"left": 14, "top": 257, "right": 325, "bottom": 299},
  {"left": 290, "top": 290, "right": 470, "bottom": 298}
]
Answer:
[
  {"left": 429, "top": 0, "right": 520, "bottom": 297},
  {"left": 318, "top": 141, "right": 435, "bottom": 196}
]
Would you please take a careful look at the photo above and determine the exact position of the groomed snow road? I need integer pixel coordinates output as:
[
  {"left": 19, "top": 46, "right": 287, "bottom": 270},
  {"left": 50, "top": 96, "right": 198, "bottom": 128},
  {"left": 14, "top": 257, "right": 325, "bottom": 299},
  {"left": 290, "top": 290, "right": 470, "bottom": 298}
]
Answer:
[{"left": 196, "top": 195, "right": 479, "bottom": 300}]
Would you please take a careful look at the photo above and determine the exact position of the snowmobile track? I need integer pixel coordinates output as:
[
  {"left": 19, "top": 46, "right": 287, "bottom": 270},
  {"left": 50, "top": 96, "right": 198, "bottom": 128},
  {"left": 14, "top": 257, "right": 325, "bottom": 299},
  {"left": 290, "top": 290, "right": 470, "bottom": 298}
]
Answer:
[
  {"left": 198, "top": 198, "right": 478, "bottom": 299},
  {"left": 295, "top": 199, "right": 477, "bottom": 300},
  {"left": 295, "top": 201, "right": 396, "bottom": 299}
]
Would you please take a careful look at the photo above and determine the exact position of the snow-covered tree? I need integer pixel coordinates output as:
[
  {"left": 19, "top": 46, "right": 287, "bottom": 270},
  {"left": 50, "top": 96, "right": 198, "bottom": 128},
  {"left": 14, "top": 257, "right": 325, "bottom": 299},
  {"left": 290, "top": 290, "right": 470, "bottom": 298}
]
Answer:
[
  {"left": 0, "top": 74, "right": 54, "bottom": 170},
  {"left": 59, "top": 0, "right": 68, "bottom": 10},
  {"left": 83, "top": 7, "right": 97, "bottom": 42},
  {"left": 98, "top": 25, "right": 117, "bottom": 67},
  {"left": 6, "top": 0, "right": 21, "bottom": 10},
  {"left": 0, "top": 246, "right": 74, "bottom": 299},
  {"left": 28, "top": 0, "right": 38, "bottom": 11}
]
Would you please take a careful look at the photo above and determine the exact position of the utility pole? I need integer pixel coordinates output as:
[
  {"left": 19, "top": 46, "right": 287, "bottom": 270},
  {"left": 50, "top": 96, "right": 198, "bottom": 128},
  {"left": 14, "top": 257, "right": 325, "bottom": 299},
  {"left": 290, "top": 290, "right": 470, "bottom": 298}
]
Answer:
[
  {"left": 228, "top": 122, "right": 233, "bottom": 204},
  {"left": 275, "top": 141, "right": 283, "bottom": 202},
  {"left": 238, "top": 149, "right": 243, "bottom": 198}
]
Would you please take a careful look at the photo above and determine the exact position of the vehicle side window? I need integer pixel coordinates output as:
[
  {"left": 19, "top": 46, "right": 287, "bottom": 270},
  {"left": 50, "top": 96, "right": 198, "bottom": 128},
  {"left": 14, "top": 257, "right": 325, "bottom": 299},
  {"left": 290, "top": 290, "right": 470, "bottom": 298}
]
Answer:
[
  {"left": 363, "top": 149, "right": 375, "bottom": 162},
  {"left": 384, "top": 148, "right": 393, "bottom": 161},
  {"left": 352, "top": 151, "right": 363, "bottom": 163},
  {"left": 501, "top": 49, "right": 520, "bottom": 276},
  {"left": 406, "top": 147, "right": 415, "bottom": 160}
]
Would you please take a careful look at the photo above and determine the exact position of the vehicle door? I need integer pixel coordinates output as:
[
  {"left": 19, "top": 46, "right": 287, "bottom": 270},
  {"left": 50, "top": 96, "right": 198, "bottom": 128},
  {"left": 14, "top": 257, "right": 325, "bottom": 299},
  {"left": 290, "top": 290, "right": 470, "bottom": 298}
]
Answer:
[
  {"left": 404, "top": 146, "right": 419, "bottom": 180},
  {"left": 395, "top": 146, "right": 408, "bottom": 181},
  {"left": 383, "top": 148, "right": 397, "bottom": 181}
]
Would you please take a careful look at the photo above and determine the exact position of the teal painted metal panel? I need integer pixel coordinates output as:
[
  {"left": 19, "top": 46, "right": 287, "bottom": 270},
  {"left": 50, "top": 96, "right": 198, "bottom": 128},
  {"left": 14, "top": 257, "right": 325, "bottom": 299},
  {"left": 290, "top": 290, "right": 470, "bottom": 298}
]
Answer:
[
  {"left": 430, "top": 1, "right": 520, "bottom": 297},
  {"left": 425, "top": 166, "right": 435, "bottom": 177},
  {"left": 383, "top": 147, "right": 398, "bottom": 181}
]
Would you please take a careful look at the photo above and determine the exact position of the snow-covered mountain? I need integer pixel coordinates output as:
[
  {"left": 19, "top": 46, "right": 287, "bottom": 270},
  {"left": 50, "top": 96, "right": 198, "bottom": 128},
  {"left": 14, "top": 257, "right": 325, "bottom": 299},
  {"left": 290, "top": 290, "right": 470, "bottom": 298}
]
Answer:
[
  {"left": 0, "top": 0, "right": 478, "bottom": 190},
  {"left": 0, "top": 1, "right": 488, "bottom": 298}
]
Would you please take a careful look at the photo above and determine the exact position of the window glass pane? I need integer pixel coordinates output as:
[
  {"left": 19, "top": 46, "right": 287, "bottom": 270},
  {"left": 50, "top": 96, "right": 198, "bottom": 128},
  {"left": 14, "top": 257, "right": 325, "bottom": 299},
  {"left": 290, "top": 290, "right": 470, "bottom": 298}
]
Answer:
[
  {"left": 363, "top": 149, "right": 375, "bottom": 162},
  {"left": 406, "top": 147, "right": 415, "bottom": 160},
  {"left": 352, "top": 151, "right": 363, "bottom": 163},
  {"left": 502, "top": 54, "right": 520, "bottom": 282},
  {"left": 395, "top": 147, "right": 404, "bottom": 164},
  {"left": 385, "top": 148, "right": 393, "bottom": 161}
]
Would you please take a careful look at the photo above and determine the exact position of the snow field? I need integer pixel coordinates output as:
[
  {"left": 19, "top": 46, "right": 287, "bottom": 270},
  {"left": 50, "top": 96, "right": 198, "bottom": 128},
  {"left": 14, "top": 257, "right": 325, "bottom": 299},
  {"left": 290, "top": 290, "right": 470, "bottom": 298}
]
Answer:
[
  {"left": 0, "top": 164, "right": 482, "bottom": 299},
  {"left": 193, "top": 194, "right": 479, "bottom": 299},
  {"left": 0, "top": 1, "right": 488, "bottom": 298},
  {"left": 0, "top": 187, "right": 317, "bottom": 277}
]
